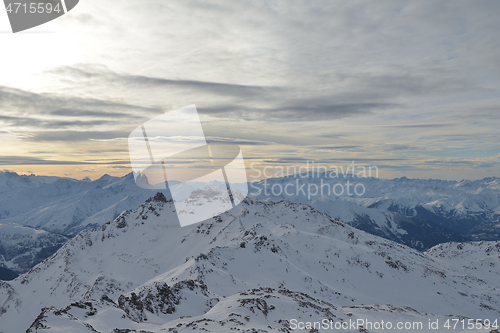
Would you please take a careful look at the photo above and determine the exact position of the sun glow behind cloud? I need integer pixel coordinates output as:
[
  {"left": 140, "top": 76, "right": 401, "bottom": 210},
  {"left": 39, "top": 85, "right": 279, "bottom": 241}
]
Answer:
[{"left": 0, "top": 0, "right": 500, "bottom": 180}]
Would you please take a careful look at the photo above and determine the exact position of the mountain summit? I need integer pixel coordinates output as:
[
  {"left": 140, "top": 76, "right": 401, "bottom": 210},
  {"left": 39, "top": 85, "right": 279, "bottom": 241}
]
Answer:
[{"left": 1, "top": 195, "right": 498, "bottom": 332}]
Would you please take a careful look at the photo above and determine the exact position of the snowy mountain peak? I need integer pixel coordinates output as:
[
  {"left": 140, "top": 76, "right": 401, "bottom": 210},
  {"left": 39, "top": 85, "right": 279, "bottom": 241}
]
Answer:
[{"left": 1, "top": 196, "right": 499, "bottom": 332}]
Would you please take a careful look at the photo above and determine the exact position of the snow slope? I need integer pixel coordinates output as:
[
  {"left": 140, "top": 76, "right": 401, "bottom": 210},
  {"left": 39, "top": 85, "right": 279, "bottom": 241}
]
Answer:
[
  {"left": 0, "top": 224, "right": 68, "bottom": 274},
  {"left": 2, "top": 170, "right": 499, "bottom": 276},
  {"left": 0, "top": 195, "right": 498, "bottom": 332},
  {"left": 27, "top": 288, "right": 492, "bottom": 333},
  {"left": 0, "top": 172, "right": 170, "bottom": 273},
  {"left": 0, "top": 172, "right": 169, "bottom": 236}
]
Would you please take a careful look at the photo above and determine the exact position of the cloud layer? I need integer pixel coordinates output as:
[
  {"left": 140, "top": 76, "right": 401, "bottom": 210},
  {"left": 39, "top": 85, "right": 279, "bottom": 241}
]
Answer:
[{"left": 0, "top": 0, "right": 499, "bottom": 180}]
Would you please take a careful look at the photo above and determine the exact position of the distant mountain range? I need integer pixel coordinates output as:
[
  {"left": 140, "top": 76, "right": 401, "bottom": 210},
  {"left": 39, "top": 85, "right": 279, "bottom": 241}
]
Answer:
[
  {"left": 1, "top": 171, "right": 499, "bottom": 279},
  {"left": 0, "top": 171, "right": 168, "bottom": 276},
  {"left": 250, "top": 174, "right": 500, "bottom": 250},
  {"left": 1, "top": 196, "right": 498, "bottom": 332}
]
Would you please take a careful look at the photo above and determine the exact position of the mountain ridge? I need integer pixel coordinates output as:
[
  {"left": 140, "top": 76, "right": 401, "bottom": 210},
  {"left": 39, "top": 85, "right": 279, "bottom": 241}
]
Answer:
[
  {"left": 1, "top": 194, "right": 498, "bottom": 332},
  {"left": 250, "top": 173, "right": 500, "bottom": 250},
  {"left": 1, "top": 170, "right": 499, "bottom": 277}
]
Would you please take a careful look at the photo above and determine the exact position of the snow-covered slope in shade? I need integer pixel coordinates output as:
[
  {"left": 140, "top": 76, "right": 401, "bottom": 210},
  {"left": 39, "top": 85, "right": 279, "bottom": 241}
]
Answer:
[
  {"left": 250, "top": 174, "right": 500, "bottom": 249},
  {"left": 0, "top": 172, "right": 169, "bottom": 236},
  {"left": 0, "top": 195, "right": 499, "bottom": 332},
  {"left": 0, "top": 223, "right": 68, "bottom": 274},
  {"left": 2, "top": 170, "right": 499, "bottom": 274},
  {"left": 0, "top": 172, "right": 172, "bottom": 274},
  {"left": 0, "top": 171, "right": 78, "bottom": 219},
  {"left": 309, "top": 199, "right": 467, "bottom": 251}
]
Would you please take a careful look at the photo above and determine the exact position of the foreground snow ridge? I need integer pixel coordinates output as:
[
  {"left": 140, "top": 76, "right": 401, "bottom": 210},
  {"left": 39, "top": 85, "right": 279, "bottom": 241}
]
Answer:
[{"left": 1, "top": 194, "right": 499, "bottom": 332}]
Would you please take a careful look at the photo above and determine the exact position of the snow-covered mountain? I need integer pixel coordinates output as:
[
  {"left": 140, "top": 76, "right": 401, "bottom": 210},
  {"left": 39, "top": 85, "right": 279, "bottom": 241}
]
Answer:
[
  {"left": 0, "top": 171, "right": 73, "bottom": 220},
  {"left": 0, "top": 171, "right": 170, "bottom": 275},
  {"left": 0, "top": 224, "right": 68, "bottom": 276},
  {"left": 250, "top": 174, "right": 500, "bottom": 250},
  {"left": 0, "top": 172, "right": 169, "bottom": 236},
  {"left": 1, "top": 195, "right": 498, "bottom": 332},
  {"left": 2, "top": 171, "right": 499, "bottom": 277}
]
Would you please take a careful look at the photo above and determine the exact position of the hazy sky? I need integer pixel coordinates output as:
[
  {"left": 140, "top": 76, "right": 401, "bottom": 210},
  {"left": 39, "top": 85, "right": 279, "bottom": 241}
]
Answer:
[{"left": 1, "top": 0, "right": 500, "bottom": 180}]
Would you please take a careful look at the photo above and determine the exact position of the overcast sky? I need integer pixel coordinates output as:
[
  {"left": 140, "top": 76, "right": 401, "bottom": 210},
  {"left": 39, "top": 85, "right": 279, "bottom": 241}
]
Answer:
[{"left": 1, "top": 0, "right": 500, "bottom": 180}]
